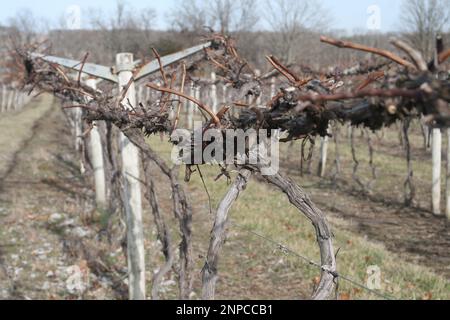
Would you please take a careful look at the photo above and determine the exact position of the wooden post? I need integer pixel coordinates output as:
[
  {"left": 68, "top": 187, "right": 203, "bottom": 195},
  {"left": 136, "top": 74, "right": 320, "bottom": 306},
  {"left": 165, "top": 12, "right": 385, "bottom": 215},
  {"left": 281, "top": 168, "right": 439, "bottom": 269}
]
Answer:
[
  {"left": 432, "top": 128, "right": 442, "bottom": 215},
  {"left": 86, "top": 79, "right": 107, "bottom": 210},
  {"left": 116, "top": 53, "right": 146, "bottom": 300},
  {"left": 211, "top": 72, "right": 218, "bottom": 114}
]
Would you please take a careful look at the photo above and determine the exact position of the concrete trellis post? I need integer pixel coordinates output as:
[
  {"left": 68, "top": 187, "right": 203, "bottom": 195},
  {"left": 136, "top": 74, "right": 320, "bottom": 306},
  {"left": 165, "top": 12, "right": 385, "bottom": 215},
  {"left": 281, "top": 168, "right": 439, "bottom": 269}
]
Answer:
[
  {"left": 16, "top": 92, "right": 22, "bottom": 111},
  {"left": 116, "top": 53, "right": 146, "bottom": 300},
  {"left": 137, "top": 85, "right": 144, "bottom": 104},
  {"left": 255, "top": 70, "right": 262, "bottom": 106},
  {"left": 211, "top": 72, "right": 218, "bottom": 114},
  {"left": 5, "top": 89, "right": 8, "bottom": 112},
  {"left": 432, "top": 128, "right": 442, "bottom": 215},
  {"left": 30, "top": 42, "right": 213, "bottom": 300},
  {"left": 270, "top": 77, "right": 276, "bottom": 98},
  {"left": 447, "top": 129, "right": 450, "bottom": 220},
  {"left": 14, "top": 91, "right": 20, "bottom": 111},
  {"left": 86, "top": 79, "right": 107, "bottom": 210},
  {"left": 19, "top": 92, "right": 25, "bottom": 110},
  {"left": 319, "top": 133, "right": 330, "bottom": 177},
  {"left": 12, "top": 90, "right": 18, "bottom": 110},
  {"left": 73, "top": 97, "right": 85, "bottom": 174},
  {"left": 222, "top": 83, "right": 227, "bottom": 103},
  {"left": 145, "top": 87, "right": 150, "bottom": 103},
  {"left": 167, "top": 85, "right": 175, "bottom": 121},
  {"left": 7, "top": 89, "right": 15, "bottom": 111},
  {"left": 0, "top": 86, "right": 6, "bottom": 112},
  {"left": 195, "top": 85, "right": 201, "bottom": 121},
  {"left": 187, "top": 81, "right": 195, "bottom": 129}
]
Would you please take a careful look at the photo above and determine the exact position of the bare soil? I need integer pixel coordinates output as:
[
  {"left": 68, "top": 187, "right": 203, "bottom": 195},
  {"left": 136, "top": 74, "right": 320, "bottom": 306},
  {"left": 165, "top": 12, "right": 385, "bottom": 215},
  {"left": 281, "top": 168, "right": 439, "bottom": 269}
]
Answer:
[{"left": 0, "top": 97, "right": 448, "bottom": 300}]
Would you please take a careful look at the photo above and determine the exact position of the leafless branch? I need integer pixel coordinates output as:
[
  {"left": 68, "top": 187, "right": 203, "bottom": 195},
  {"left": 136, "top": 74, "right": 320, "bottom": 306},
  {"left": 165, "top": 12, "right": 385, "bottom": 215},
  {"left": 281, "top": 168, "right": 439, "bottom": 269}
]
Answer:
[
  {"left": 320, "top": 35, "right": 417, "bottom": 70},
  {"left": 202, "top": 169, "right": 252, "bottom": 300}
]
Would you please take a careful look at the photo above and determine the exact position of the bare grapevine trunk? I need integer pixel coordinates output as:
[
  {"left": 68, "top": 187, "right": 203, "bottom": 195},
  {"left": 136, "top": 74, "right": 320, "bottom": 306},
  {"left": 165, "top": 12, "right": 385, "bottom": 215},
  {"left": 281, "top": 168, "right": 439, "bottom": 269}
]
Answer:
[
  {"left": 202, "top": 169, "right": 252, "bottom": 300},
  {"left": 260, "top": 172, "right": 336, "bottom": 300},
  {"left": 142, "top": 159, "right": 175, "bottom": 300}
]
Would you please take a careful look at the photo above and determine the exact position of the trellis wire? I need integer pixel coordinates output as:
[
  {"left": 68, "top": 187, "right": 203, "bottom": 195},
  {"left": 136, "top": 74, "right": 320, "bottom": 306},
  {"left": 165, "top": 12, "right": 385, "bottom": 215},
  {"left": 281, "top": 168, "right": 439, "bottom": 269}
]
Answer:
[{"left": 229, "top": 221, "right": 396, "bottom": 300}]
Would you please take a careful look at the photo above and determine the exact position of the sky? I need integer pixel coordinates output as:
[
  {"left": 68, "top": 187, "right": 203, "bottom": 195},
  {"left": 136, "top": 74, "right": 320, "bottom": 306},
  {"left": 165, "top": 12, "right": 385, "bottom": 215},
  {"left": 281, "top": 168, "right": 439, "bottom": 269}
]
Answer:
[{"left": 0, "top": 0, "right": 403, "bottom": 33}]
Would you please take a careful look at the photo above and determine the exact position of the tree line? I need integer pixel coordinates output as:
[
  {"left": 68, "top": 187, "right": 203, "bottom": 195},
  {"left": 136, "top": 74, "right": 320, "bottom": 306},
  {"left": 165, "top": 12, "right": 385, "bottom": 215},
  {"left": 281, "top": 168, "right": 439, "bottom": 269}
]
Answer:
[{"left": 1, "top": 0, "right": 449, "bottom": 73}]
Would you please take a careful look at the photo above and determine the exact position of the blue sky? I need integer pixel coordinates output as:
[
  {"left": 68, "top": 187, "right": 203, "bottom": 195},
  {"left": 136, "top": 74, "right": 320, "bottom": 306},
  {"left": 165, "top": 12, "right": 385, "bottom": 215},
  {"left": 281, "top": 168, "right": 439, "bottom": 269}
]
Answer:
[{"left": 0, "top": 0, "right": 403, "bottom": 33}]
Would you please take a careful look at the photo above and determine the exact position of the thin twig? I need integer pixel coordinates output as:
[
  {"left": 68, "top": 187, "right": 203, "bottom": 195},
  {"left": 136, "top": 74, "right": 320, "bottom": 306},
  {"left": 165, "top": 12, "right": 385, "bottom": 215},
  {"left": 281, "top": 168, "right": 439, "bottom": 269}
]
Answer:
[
  {"left": 77, "top": 52, "right": 90, "bottom": 86},
  {"left": 320, "top": 36, "right": 417, "bottom": 70},
  {"left": 173, "top": 63, "right": 187, "bottom": 131},
  {"left": 152, "top": 48, "right": 168, "bottom": 86},
  {"left": 266, "top": 55, "right": 298, "bottom": 84},
  {"left": 356, "top": 71, "right": 385, "bottom": 91},
  {"left": 297, "top": 88, "right": 421, "bottom": 103},
  {"left": 438, "top": 48, "right": 450, "bottom": 64},
  {"left": 390, "top": 38, "right": 428, "bottom": 71},
  {"left": 48, "top": 62, "right": 71, "bottom": 84},
  {"left": 147, "top": 83, "right": 221, "bottom": 126}
]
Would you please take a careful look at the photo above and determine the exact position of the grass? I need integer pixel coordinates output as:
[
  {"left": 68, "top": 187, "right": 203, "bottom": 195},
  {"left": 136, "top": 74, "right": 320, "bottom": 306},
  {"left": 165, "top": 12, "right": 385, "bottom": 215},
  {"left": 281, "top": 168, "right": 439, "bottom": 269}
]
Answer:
[
  {"left": 0, "top": 98, "right": 447, "bottom": 300},
  {"left": 146, "top": 126, "right": 450, "bottom": 300},
  {"left": 0, "top": 95, "right": 54, "bottom": 177}
]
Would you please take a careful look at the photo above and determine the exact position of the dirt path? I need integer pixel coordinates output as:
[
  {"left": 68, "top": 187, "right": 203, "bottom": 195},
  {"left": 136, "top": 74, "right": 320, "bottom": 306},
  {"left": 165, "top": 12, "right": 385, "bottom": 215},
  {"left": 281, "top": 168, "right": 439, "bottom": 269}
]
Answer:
[
  {"left": 0, "top": 97, "right": 311, "bottom": 300},
  {"left": 0, "top": 96, "right": 447, "bottom": 300},
  {"left": 0, "top": 96, "right": 120, "bottom": 299}
]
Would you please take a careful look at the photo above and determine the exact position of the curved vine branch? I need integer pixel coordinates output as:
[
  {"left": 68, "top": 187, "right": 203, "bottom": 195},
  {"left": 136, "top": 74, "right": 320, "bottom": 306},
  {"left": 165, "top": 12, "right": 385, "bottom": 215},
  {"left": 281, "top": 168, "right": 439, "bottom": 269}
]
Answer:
[
  {"left": 320, "top": 36, "right": 417, "bottom": 70},
  {"left": 142, "top": 159, "right": 175, "bottom": 300},
  {"left": 146, "top": 83, "right": 221, "bottom": 126},
  {"left": 257, "top": 170, "right": 337, "bottom": 300},
  {"left": 202, "top": 169, "right": 252, "bottom": 300}
]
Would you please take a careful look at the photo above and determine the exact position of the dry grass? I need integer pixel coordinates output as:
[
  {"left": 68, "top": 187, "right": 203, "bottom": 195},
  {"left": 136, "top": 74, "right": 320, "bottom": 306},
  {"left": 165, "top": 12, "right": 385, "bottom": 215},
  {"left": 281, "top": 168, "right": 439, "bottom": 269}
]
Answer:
[
  {"left": 147, "top": 127, "right": 450, "bottom": 300},
  {"left": 0, "top": 95, "right": 53, "bottom": 177},
  {"left": 0, "top": 98, "right": 448, "bottom": 300}
]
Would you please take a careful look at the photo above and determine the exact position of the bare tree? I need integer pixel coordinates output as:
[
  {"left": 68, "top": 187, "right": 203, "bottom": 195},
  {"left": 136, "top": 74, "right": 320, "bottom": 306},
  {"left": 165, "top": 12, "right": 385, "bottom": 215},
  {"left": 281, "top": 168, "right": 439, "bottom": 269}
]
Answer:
[
  {"left": 138, "top": 8, "right": 158, "bottom": 44},
  {"left": 170, "top": 0, "right": 259, "bottom": 34},
  {"left": 400, "top": 0, "right": 450, "bottom": 60},
  {"left": 87, "top": 0, "right": 158, "bottom": 61},
  {"left": 233, "top": 0, "right": 259, "bottom": 32},
  {"left": 8, "top": 9, "right": 48, "bottom": 45},
  {"left": 264, "top": 0, "right": 330, "bottom": 64},
  {"left": 169, "top": 0, "right": 208, "bottom": 33},
  {"left": 208, "top": 0, "right": 236, "bottom": 33}
]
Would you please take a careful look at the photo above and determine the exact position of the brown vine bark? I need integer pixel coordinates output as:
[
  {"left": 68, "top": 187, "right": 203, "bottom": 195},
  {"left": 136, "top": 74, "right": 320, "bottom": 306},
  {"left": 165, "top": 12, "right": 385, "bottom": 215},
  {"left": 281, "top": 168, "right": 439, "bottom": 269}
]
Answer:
[
  {"left": 142, "top": 159, "right": 175, "bottom": 300},
  {"left": 258, "top": 171, "right": 337, "bottom": 300},
  {"left": 201, "top": 169, "right": 252, "bottom": 300}
]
